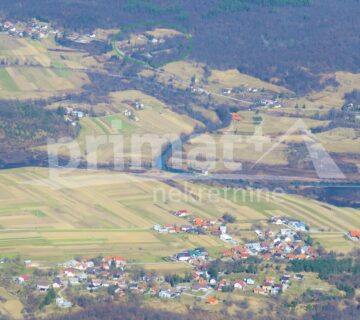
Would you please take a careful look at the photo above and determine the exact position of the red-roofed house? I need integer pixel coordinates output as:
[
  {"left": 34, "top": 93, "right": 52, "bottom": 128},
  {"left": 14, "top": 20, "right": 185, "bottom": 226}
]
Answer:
[
  {"left": 175, "top": 209, "right": 189, "bottom": 217},
  {"left": 206, "top": 297, "right": 219, "bottom": 305},
  {"left": 234, "top": 279, "right": 246, "bottom": 290},
  {"left": 104, "top": 256, "right": 126, "bottom": 268},
  {"left": 18, "top": 274, "right": 30, "bottom": 283},
  {"left": 349, "top": 230, "right": 360, "bottom": 240},
  {"left": 194, "top": 218, "right": 204, "bottom": 226}
]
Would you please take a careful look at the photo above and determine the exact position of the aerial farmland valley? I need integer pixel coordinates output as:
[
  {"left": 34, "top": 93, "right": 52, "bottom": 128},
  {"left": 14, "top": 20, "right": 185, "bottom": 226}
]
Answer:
[{"left": 0, "top": 1, "right": 359, "bottom": 319}]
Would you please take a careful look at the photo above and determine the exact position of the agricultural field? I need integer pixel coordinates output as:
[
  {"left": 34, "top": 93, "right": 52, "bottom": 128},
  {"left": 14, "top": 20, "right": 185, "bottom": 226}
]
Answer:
[
  {"left": 170, "top": 108, "right": 359, "bottom": 172},
  {"left": 315, "top": 127, "right": 360, "bottom": 154},
  {"left": 283, "top": 71, "right": 360, "bottom": 109},
  {"left": 45, "top": 90, "right": 198, "bottom": 166},
  {"left": 228, "top": 111, "right": 329, "bottom": 137},
  {"left": 158, "top": 61, "right": 206, "bottom": 86},
  {"left": 0, "top": 34, "right": 90, "bottom": 99},
  {"left": 0, "top": 167, "right": 358, "bottom": 265},
  {"left": 170, "top": 111, "right": 331, "bottom": 170},
  {"left": 0, "top": 167, "right": 228, "bottom": 264},
  {"left": 206, "top": 69, "right": 290, "bottom": 94},
  {"left": 143, "top": 61, "right": 290, "bottom": 102}
]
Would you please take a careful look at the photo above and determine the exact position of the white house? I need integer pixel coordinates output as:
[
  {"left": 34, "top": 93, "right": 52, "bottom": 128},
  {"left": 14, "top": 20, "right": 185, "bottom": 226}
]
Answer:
[
  {"left": 56, "top": 297, "right": 72, "bottom": 308},
  {"left": 288, "top": 221, "right": 307, "bottom": 232},
  {"left": 244, "top": 278, "right": 255, "bottom": 285},
  {"left": 176, "top": 253, "right": 191, "bottom": 262},
  {"left": 220, "top": 234, "right": 233, "bottom": 242},
  {"left": 159, "top": 289, "right": 179, "bottom": 299},
  {"left": 220, "top": 225, "right": 227, "bottom": 234}
]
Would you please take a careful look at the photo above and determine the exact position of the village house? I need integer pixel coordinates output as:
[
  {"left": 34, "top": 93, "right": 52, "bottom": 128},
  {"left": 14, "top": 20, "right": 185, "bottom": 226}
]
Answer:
[
  {"left": 220, "top": 233, "right": 233, "bottom": 243},
  {"left": 56, "top": 297, "right": 72, "bottom": 309},
  {"left": 52, "top": 278, "right": 64, "bottom": 289},
  {"left": 288, "top": 220, "right": 308, "bottom": 232},
  {"left": 234, "top": 279, "right": 247, "bottom": 291},
  {"left": 153, "top": 224, "right": 168, "bottom": 233},
  {"left": 244, "top": 278, "right": 255, "bottom": 285},
  {"left": 17, "top": 274, "right": 30, "bottom": 283},
  {"left": 37, "top": 280, "right": 51, "bottom": 292},
  {"left": 175, "top": 252, "right": 191, "bottom": 262},
  {"left": 206, "top": 297, "right": 219, "bottom": 305},
  {"left": 191, "top": 283, "right": 209, "bottom": 292},
  {"left": 159, "top": 288, "right": 180, "bottom": 299},
  {"left": 103, "top": 256, "right": 127, "bottom": 269},
  {"left": 174, "top": 209, "right": 189, "bottom": 217},
  {"left": 348, "top": 230, "right": 360, "bottom": 241},
  {"left": 270, "top": 216, "right": 287, "bottom": 225},
  {"left": 180, "top": 224, "right": 193, "bottom": 232},
  {"left": 64, "top": 269, "right": 76, "bottom": 278},
  {"left": 68, "top": 277, "right": 80, "bottom": 286},
  {"left": 253, "top": 287, "right": 266, "bottom": 295}
]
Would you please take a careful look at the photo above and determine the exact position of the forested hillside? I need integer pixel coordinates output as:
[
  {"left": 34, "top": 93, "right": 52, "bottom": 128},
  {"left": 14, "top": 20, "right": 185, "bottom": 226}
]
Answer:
[
  {"left": 0, "top": 101, "right": 76, "bottom": 166},
  {"left": 2, "top": 0, "right": 360, "bottom": 93}
]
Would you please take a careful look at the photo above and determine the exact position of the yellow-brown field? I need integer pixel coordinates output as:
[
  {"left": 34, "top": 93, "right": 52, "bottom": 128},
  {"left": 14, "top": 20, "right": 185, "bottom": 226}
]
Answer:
[
  {"left": 0, "top": 34, "right": 90, "bottom": 99},
  {"left": 0, "top": 287, "right": 23, "bottom": 320},
  {"left": 283, "top": 71, "right": 360, "bottom": 109},
  {"left": 316, "top": 127, "right": 360, "bottom": 154},
  {"left": 174, "top": 109, "right": 355, "bottom": 170},
  {"left": 43, "top": 90, "right": 198, "bottom": 165},
  {"left": 207, "top": 69, "right": 290, "bottom": 93},
  {"left": 0, "top": 167, "right": 358, "bottom": 264}
]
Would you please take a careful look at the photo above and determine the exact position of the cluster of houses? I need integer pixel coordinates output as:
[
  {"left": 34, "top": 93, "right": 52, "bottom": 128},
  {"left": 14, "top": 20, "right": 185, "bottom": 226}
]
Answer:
[
  {"left": 63, "top": 107, "right": 85, "bottom": 126},
  {"left": 154, "top": 209, "right": 222, "bottom": 235},
  {"left": 14, "top": 255, "right": 216, "bottom": 305},
  {"left": 133, "top": 33, "right": 166, "bottom": 46},
  {"left": 161, "top": 265, "right": 300, "bottom": 298},
  {"left": 15, "top": 256, "right": 127, "bottom": 305},
  {"left": 9, "top": 215, "right": 314, "bottom": 307},
  {"left": 270, "top": 216, "right": 308, "bottom": 232},
  {"left": 222, "top": 217, "right": 316, "bottom": 262},
  {"left": 253, "top": 274, "right": 303, "bottom": 296},
  {"left": 133, "top": 100, "right": 145, "bottom": 110},
  {"left": 122, "top": 99, "right": 145, "bottom": 111},
  {"left": 258, "top": 99, "right": 283, "bottom": 109},
  {"left": 154, "top": 209, "right": 237, "bottom": 245},
  {"left": 118, "top": 32, "right": 174, "bottom": 63},
  {"left": 254, "top": 274, "right": 304, "bottom": 296},
  {"left": 0, "top": 19, "right": 59, "bottom": 40},
  {"left": 342, "top": 103, "right": 360, "bottom": 123},
  {"left": 0, "top": 18, "right": 98, "bottom": 45},
  {"left": 173, "top": 247, "right": 209, "bottom": 263},
  {"left": 222, "top": 86, "right": 259, "bottom": 96},
  {"left": 189, "top": 85, "right": 208, "bottom": 95}
]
